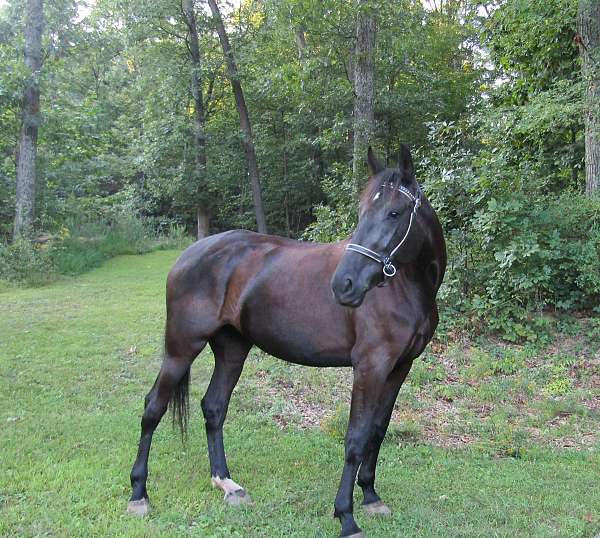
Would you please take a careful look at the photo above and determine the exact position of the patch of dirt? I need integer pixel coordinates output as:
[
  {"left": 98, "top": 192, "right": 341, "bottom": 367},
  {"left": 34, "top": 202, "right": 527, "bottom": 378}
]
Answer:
[
  {"left": 253, "top": 368, "right": 351, "bottom": 429},
  {"left": 250, "top": 322, "right": 600, "bottom": 450}
]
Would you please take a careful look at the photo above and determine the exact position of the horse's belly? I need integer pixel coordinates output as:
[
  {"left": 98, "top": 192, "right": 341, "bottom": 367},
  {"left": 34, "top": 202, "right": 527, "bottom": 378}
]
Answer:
[
  {"left": 238, "top": 304, "right": 353, "bottom": 368},
  {"left": 253, "top": 338, "right": 352, "bottom": 367}
]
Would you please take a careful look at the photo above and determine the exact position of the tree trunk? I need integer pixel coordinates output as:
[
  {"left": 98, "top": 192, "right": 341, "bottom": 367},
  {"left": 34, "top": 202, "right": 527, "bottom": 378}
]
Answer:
[
  {"left": 295, "top": 26, "right": 306, "bottom": 62},
  {"left": 352, "top": 0, "right": 375, "bottom": 185},
  {"left": 197, "top": 208, "right": 209, "bottom": 238},
  {"left": 13, "top": 0, "right": 43, "bottom": 239},
  {"left": 207, "top": 0, "right": 268, "bottom": 234},
  {"left": 183, "top": 0, "right": 210, "bottom": 239},
  {"left": 578, "top": 0, "right": 600, "bottom": 195}
]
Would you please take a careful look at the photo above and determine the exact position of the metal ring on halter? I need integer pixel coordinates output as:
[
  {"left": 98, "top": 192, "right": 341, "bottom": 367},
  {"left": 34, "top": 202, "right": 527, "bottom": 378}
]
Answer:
[{"left": 383, "top": 262, "right": 396, "bottom": 277}]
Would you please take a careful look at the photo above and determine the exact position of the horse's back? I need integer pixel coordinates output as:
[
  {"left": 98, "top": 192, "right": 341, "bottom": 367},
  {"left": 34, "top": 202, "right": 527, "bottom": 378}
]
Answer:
[{"left": 168, "top": 229, "right": 333, "bottom": 292}]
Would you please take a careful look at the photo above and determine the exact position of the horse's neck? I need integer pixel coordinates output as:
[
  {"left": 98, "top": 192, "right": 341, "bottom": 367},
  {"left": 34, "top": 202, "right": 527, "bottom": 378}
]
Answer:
[{"left": 418, "top": 213, "right": 446, "bottom": 293}]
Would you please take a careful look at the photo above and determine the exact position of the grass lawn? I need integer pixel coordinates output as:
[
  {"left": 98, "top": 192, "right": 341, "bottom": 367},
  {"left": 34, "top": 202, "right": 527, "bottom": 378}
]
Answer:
[{"left": 1, "top": 250, "right": 600, "bottom": 537}]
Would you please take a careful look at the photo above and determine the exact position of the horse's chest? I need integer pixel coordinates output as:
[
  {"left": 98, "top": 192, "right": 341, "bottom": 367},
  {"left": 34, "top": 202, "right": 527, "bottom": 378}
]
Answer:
[{"left": 358, "top": 299, "right": 434, "bottom": 360}]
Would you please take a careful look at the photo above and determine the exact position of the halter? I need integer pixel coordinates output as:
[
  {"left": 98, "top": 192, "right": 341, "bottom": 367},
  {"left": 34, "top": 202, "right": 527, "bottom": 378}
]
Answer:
[{"left": 345, "top": 183, "right": 423, "bottom": 278}]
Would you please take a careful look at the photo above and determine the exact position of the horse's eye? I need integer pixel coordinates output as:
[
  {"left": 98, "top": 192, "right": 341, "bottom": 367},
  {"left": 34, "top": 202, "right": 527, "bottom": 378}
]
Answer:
[{"left": 388, "top": 211, "right": 400, "bottom": 219}]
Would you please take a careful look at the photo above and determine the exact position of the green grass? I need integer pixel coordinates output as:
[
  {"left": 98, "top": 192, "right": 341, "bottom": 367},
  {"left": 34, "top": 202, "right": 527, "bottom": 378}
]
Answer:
[{"left": 1, "top": 250, "right": 600, "bottom": 537}]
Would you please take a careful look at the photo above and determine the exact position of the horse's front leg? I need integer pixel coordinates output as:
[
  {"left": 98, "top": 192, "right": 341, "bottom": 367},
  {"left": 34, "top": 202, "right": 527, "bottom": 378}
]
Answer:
[
  {"left": 357, "top": 359, "right": 413, "bottom": 516},
  {"left": 334, "top": 359, "right": 392, "bottom": 538}
]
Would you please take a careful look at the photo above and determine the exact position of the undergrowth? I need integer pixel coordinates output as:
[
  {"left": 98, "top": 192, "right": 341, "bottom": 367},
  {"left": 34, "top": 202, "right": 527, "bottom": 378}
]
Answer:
[{"left": 0, "top": 214, "right": 190, "bottom": 287}]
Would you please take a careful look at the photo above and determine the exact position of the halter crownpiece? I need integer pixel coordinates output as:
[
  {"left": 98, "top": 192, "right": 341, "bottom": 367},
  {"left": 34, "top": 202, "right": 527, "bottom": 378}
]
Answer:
[{"left": 345, "top": 182, "right": 423, "bottom": 279}]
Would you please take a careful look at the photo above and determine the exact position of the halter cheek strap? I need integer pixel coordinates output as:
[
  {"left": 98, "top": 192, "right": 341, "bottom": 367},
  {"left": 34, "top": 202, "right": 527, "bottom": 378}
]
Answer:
[{"left": 345, "top": 184, "right": 422, "bottom": 279}]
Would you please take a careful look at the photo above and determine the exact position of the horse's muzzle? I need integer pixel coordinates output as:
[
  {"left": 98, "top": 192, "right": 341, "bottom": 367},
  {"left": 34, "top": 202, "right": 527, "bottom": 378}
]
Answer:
[{"left": 331, "top": 273, "right": 367, "bottom": 307}]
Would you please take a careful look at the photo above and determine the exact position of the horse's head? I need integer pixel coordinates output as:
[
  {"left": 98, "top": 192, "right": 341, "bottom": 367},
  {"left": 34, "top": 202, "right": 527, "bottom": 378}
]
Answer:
[{"left": 332, "top": 145, "right": 425, "bottom": 307}]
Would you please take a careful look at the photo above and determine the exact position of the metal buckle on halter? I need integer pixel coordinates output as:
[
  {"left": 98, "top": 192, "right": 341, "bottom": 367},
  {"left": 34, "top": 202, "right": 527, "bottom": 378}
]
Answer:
[{"left": 382, "top": 257, "right": 396, "bottom": 278}]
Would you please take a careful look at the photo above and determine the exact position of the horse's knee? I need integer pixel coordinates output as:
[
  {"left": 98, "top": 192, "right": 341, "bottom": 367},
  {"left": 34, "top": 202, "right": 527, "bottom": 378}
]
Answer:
[
  {"left": 344, "top": 431, "right": 371, "bottom": 466},
  {"left": 334, "top": 495, "right": 353, "bottom": 518},
  {"left": 130, "top": 465, "right": 147, "bottom": 485},
  {"left": 201, "top": 397, "right": 225, "bottom": 430},
  {"left": 344, "top": 445, "right": 362, "bottom": 466},
  {"left": 357, "top": 466, "right": 374, "bottom": 488}
]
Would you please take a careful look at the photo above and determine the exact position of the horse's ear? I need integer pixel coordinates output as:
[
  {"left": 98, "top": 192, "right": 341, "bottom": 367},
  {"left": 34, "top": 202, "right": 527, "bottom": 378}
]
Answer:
[
  {"left": 398, "top": 143, "right": 415, "bottom": 181},
  {"left": 367, "top": 146, "right": 385, "bottom": 176}
]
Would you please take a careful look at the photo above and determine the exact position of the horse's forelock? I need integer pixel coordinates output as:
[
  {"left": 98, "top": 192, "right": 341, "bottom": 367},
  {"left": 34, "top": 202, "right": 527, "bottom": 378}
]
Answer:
[{"left": 359, "top": 168, "right": 401, "bottom": 208}]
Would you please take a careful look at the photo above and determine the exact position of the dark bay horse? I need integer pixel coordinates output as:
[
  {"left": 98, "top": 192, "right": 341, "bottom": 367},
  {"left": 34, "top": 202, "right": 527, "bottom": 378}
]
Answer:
[{"left": 128, "top": 146, "right": 446, "bottom": 538}]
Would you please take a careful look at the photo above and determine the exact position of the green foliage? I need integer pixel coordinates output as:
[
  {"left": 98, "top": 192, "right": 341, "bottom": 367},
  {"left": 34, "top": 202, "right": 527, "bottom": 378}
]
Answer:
[
  {"left": 543, "top": 366, "right": 574, "bottom": 397},
  {"left": 303, "top": 163, "right": 356, "bottom": 242},
  {"left": 157, "top": 222, "right": 192, "bottom": 250},
  {"left": 0, "top": 0, "right": 486, "bottom": 240},
  {"left": 0, "top": 238, "right": 56, "bottom": 286},
  {"left": 488, "top": 420, "right": 528, "bottom": 459},
  {"left": 485, "top": 0, "right": 579, "bottom": 96},
  {"left": 464, "top": 348, "right": 526, "bottom": 382},
  {"left": 422, "top": 105, "right": 598, "bottom": 340},
  {"left": 46, "top": 211, "right": 154, "bottom": 276},
  {"left": 0, "top": 211, "right": 192, "bottom": 285},
  {"left": 407, "top": 356, "right": 446, "bottom": 388}
]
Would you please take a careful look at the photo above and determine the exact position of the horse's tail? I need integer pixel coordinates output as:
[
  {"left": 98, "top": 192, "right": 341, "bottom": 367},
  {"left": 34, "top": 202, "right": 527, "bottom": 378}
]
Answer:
[{"left": 169, "top": 362, "right": 191, "bottom": 440}]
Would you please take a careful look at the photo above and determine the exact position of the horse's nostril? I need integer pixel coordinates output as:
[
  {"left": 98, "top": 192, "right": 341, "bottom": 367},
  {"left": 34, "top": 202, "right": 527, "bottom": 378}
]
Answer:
[{"left": 344, "top": 278, "right": 353, "bottom": 293}]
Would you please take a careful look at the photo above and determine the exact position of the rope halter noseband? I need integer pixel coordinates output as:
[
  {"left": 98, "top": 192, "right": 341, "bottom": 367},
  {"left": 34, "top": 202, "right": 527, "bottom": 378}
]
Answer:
[{"left": 345, "top": 183, "right": 423, "bottom": 279}]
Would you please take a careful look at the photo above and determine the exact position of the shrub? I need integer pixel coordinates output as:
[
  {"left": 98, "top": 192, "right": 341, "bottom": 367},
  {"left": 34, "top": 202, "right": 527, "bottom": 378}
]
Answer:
[
  {"left": 421, "top": 119, "right": 600, "bottom": 341},
  {"left": 0, "top": 211, "right": 191, "bottom": 286},
  {"left": 303, "top": 163, "right": 356, "bottom": 243},
  {"left": 155, "top": 222, "right": 193, "bottom": 251},
  {"left": 51, "top": 237, "right": 107, "bottom": 275},
  {"left": 51, "top": 212, "right": 153, "bottom": 276},
  {"left": 0, "top": 238, "right": 57, "bottom": 286}
]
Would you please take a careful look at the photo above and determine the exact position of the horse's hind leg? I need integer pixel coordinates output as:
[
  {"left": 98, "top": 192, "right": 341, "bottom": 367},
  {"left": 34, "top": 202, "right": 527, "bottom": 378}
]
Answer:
[
  {"left": 357, "top": 359, "right": 413, "bottom": 517},
  {"left": 128, "top": 340, "right": 204, "bottom": 515},
  {"left": 202, "top": 326, "right": 252, "bottom": 506}
]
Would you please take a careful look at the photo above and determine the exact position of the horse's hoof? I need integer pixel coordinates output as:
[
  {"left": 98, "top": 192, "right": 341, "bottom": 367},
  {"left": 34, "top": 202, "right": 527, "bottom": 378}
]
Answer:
[
  {"left": 362, "top": 500, "right": 392, "bottom": 517},
  {"left": 127, "top": 498, "right": 150, "bottom": 516},
  {"left": 224, "top": 489, "right": 253, "bottom": 506}
]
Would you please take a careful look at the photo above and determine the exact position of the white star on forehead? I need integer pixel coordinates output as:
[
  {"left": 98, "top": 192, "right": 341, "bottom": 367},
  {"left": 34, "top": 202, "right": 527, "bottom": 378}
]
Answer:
[{"left": 372, "top": 191, "right": 381, "bottom": 201}]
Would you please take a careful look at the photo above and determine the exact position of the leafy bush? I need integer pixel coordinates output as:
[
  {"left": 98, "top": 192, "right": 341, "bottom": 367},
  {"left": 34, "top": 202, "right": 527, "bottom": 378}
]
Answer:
[
  {"left": 50, "top": 212, "right": 154, "bottom": 276},
  {"left": 0, "top": 211, "right": 192, "bottom": 286},
  {"left": 421, "top": 119, "right": 600, "bottom": 341},
  {"left": 51, "top": 237, "right": 107, "bottom": 275},
  {"left": 303, "top": 163, "right": 356, "bottom": 243},
  {"left": 0, "top": 238, "right": 57, "bottom": 286},
  {"left": 155, "top": 222, "right": 192, "bottom": 250}
]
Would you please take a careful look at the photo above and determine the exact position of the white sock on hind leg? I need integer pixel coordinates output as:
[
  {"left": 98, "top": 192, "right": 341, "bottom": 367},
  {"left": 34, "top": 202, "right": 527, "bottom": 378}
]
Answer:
[{"left": 211, "top": 476, "right": 244, "bottom": 495}]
